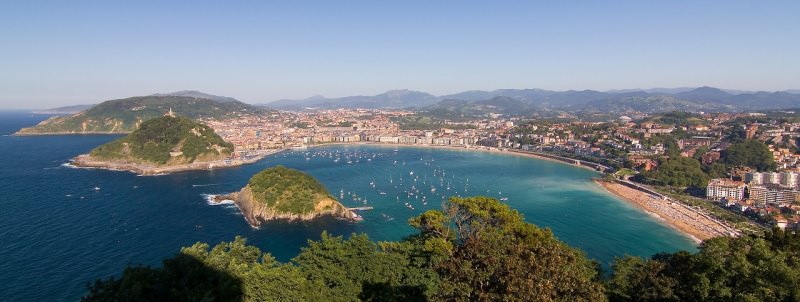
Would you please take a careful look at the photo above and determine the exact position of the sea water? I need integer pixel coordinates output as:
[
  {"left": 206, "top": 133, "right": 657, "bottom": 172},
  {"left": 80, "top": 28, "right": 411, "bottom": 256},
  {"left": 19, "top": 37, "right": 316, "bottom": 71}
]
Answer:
[{"left": 0, "top": 111, "right": 695, "bottom": 301}]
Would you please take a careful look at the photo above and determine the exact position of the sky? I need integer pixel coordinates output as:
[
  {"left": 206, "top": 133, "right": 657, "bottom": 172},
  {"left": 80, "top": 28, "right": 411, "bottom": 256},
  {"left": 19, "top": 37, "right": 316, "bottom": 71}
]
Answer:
[{"left": 1, "top": 1, "right": 799, "bottom": 109}]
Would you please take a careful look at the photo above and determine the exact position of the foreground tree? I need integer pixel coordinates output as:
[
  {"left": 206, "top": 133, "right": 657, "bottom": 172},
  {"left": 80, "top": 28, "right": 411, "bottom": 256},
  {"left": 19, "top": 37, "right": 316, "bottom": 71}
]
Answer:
[
  {"left": 608, "top": 232, "right": 800, "bottom": 302},
  {"left": 410, "top": 196, "right": 606, "bottom": 301}
]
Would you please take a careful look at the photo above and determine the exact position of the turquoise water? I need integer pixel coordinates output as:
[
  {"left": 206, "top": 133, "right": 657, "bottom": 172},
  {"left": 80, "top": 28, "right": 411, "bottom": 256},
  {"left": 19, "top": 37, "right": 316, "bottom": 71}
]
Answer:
[{"left": 0, "top": 112, "right": 696, "bottom": 301}]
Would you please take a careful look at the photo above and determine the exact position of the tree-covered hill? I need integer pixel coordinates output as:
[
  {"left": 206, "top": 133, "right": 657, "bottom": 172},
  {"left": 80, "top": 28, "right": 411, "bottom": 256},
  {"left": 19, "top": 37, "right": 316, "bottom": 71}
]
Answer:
[
  {"left": 17, "top": 95, "right": 261, "bottom": 134},
  {"left": 88, "top": 115, "right": 233, "bottom": 165},
  {"left": 218, "top": 166, "right": 354, "bottom": 225},
  {"left": 247, "top": 166, "right": 337, "bottom": 214}
]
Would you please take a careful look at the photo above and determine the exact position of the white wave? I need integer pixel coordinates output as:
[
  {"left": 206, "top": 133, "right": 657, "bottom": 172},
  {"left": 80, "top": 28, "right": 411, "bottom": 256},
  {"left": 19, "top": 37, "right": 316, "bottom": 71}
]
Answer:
[
  {"left": 202, "top": 193, "right": 234, "bottom": 206},
  {"left": 61, "top": 162, "right": 102, "bottom": 171},
  {"left": 192, "top": 183, "right": 220, "bottom": 187}
]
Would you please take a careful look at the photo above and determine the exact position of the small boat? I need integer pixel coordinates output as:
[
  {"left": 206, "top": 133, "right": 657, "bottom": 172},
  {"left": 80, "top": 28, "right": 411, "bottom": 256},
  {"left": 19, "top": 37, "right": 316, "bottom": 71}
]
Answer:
[
  {"left": 379, "top": 192, "right": 387, "bottom": 195},
  {"left": 500, "top": 197, "right": 509, "bottom": 201},
  {"left": 93, "top": 187, "right": 101, "bottom": 191}
]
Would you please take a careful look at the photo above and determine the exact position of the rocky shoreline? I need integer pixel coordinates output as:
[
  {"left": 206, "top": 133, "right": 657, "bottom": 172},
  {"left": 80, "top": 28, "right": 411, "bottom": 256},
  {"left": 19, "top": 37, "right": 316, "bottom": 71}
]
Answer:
[
  {"left": 212, "top": 187, "right": 358, "bottom": 226},
  {"left": 71, "top": 149, "right": 282, "bottom": 176}
]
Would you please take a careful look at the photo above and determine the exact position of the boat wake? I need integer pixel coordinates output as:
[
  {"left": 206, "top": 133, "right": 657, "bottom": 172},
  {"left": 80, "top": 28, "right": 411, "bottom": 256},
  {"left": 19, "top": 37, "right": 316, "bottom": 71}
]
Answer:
[{"left": 193, "top": 183, "right": 220, "bottom": 188}]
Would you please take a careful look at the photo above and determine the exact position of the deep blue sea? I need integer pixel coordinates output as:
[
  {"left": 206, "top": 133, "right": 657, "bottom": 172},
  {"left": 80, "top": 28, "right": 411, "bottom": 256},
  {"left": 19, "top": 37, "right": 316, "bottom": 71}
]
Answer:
[{"left": 0, "top": 111, "right": 696, "bottom": 301}]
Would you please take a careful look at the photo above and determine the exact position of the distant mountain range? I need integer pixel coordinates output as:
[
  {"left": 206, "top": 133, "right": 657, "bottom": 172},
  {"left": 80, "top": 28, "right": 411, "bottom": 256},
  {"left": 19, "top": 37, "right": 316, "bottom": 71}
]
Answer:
[
  {"left": 265, "top": 89, "right": 439, "bottom": 109},
  {"left": 264, "top": 86, "right": 800, "bottom": 114},
  {"left": 17, "top": 91, "right": 260, "bottom": 135}
]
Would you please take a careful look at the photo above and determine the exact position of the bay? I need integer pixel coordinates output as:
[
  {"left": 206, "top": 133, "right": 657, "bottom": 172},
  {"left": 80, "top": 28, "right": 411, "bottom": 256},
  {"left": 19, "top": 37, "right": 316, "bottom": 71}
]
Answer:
[{"left": 0, "top": 111, "right": 695, "bottom": 301}]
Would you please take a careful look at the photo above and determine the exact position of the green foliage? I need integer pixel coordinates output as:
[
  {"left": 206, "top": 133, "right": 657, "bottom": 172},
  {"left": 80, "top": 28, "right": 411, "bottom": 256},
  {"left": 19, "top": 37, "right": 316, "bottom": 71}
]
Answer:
[
  {"left": 86, "top": 197, "right": 800, "bottom": 301},
  {"left": 703, "top": 162, "right": 728, "bottom": 179},
  {"left": 723, "top": 139, "right": 777, "bottom": 171},
  {"left": 291, "top": 122, "right": 311, "bottom": 129},
  {"left": 410, "top": 196, "right": 606, "bottom": 301},
  {"left": 643, "top": 134, "right": 681, "bottom": 157},
  {"left": 83, "top": 237, "right": 255, "bottom": 302},
  {"left": 607, "top": 256, "right": 679, "bottom": 301},
  {"left": 647, "top": 157, "right": 709, "bottom": 188},
  {"left": 90, "top": 116, "right": 233, "bottom": 165},
  {"left": 293, "top": 232, "right": 438, "bottom": 301},
  {"left": 247, "top": 166, "right": 336, "bottom": 214},
  {"left": 608, "top": 232, "right": 800, "bottom": 302},
  {"left": 650, "top": 111, "right": 704, "bottom": 127},
  {"left": 20, "top": 96, "right": 261, "bottom": 134},
  {"left": 85, "top": 197, "right": 609, "bottom": 301}
]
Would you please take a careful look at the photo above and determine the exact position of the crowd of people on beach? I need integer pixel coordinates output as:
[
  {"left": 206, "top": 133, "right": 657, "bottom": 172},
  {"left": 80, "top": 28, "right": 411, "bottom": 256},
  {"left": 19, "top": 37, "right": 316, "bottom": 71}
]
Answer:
[{"left": 602, "top": 182, "right": 735, "bottom": 240}]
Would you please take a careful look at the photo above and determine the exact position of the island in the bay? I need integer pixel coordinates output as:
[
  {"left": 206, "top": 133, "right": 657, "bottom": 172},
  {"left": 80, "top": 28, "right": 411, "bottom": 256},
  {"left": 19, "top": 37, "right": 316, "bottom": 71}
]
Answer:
[
  {"left": 213, "top": 166, "right": 358, "bottom": 225},
  {"left": 71, "top": 114, "right": 247, "bottom": 175}
]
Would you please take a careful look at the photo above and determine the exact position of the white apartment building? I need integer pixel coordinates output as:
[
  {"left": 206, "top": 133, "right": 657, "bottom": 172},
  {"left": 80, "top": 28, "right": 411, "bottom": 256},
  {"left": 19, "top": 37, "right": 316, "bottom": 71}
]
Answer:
[
  {"left": 745, "top": 172, "right": 799, "bottom": 189},
  {"left": 706, "top": 178, "right": 746, "bottom": 201}
]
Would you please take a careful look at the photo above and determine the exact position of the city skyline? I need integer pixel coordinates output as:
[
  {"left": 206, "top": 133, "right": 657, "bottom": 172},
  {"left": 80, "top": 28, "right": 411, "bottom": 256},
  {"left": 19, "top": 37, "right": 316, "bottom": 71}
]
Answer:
[{"left": 2, "top": 1, "right": 799, "bottom": 109}]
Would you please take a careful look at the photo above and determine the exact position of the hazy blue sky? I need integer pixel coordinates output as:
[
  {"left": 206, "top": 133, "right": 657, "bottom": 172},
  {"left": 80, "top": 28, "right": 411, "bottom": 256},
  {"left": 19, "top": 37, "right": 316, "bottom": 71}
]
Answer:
[{"left": 1, "top": 1, "right": 798, "bottom": 109}]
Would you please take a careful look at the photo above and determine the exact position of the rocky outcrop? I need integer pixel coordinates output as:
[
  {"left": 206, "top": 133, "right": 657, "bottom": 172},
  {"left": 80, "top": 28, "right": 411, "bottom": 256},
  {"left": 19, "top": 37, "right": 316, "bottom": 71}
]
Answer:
[{"left": 215, "top": 186, "right": 356, "bottom": 226}]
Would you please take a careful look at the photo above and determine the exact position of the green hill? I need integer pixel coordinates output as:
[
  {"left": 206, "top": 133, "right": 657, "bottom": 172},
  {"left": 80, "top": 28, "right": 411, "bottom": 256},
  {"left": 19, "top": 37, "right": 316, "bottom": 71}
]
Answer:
[
  {"left": 88, "top": 115, "right": 233, "bottom": 165},
  {"left": 219, "top": 166, "right": 354, "bottom": 225},
  {"left": 17, "top": 95, "right": 259, "bottom": 134},
  {"left": 247, "top": 166, "right": 337, "bottom": 213}
]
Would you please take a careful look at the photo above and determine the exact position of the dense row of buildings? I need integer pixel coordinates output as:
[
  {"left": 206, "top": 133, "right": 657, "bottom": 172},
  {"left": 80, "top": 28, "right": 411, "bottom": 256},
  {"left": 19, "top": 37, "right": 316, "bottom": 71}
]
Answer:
[
  {"left": 203, "top": 109, "right": 514, "bottom": 159},
  {"left": 706, "top": 172, "right": 800, "bottom": 206},
  {"left": 706, "top": 175, "right": 800, "bottom": 229}
]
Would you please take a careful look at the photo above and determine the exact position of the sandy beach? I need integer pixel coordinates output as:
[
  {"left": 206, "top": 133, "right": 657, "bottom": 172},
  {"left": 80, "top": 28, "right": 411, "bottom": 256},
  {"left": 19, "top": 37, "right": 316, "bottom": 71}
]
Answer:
[{"left": 595, "top": 179, "right": 737, "bottom": 242}]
